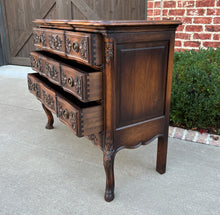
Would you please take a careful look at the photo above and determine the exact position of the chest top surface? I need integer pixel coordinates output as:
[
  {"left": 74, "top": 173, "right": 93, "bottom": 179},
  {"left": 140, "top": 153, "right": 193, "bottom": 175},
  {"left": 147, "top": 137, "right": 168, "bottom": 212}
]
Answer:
[{"left": 33, "top": 19, "right": 181, "bottom": 32}]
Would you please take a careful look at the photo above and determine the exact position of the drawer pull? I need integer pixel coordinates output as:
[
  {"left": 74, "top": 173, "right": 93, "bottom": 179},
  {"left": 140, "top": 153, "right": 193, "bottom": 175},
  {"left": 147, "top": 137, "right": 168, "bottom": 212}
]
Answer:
[
  {"left": 62, "top": 109, "right": 69, "bottom": 119},
  {"left": 73, "top": 41, "right": 79, "bottom": 53},
  {"left": 68, "top": 76, "right": 74, "bottom": 87}
]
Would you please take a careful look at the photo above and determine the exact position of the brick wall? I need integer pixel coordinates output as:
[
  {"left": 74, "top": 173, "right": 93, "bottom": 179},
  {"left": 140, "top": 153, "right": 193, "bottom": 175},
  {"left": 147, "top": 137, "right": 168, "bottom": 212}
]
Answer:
[{"left": 147, "top": 0, "right": 220, "bottom": 51}]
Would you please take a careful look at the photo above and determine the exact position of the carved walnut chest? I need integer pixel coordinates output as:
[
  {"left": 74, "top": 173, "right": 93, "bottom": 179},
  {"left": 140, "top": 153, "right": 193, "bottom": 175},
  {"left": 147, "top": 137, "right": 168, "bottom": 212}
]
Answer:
[{"left": 28, "top": 20, "right": 181, "bottom": 201}]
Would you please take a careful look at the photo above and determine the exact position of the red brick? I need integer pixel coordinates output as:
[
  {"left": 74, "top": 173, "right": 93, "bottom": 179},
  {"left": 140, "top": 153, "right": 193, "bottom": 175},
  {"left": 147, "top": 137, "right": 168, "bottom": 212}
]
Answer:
[
  {"left": 187, "top": 9, "right": 205, "bottom": 16},
  {"left": 173, "top": 128, "right": 185, "bottom": 139},
  {"left": 185, "top": 130, "right": 197, "bottom": 142},
  {"left": 207, "top": 9, "right": 220, "bottom": 15},
  {"left": 217, "top": 0, "right": 220, "bottom": 7},
  {"left": 197, "top": 133, "right": 208, "bottom": 144},
  {"left": 185, "top": 25, "right": 203, "bottom": 32},
  {"left": 194, "top": 17, "right": 212, "bottom": 24},
  {"left": 178, "top": 1, "right": 195, "bottom": 8},
  {"left": 206, "top": 25, "right": 220, "bottom": 32},
  {"left": 213, "top": 34, "right": 220, "bottom": 40},
  {"left": 154, "top": 1, "right": 161, "bottom": 8},
  {"left": 176, "top": 17, "right": 192, "bottom": 24},
  {"left": 203, "top": 42, "right": 220, "bottom": 48},
  {"left": 154, "top": 17, "right": 161, "bottom": 20},
  {"left": 214, "top": 17, "right": 220, "bottom": 24},
  {"left": 147, "top": 17, "right": 154, "bottom": 21},
  {"left": 196, "top": 0, "right": 215, "bottom": 7},
  {"left": 193, "top": 33, "right": 211, "bottom": 40},
  {"left": 147, "top": 10, "right": 153, "bottom": 16},
  {"left": 154, "top": 9, "right": 161, "bottom": 16},
  {"left": 176, "top": 33, "right": 191, "bottom": 39},
  {"left": 164, "top": 1, "right": 176, "bottom": 8},
  {"left": 169, "top": 9, "right": 185, "bottom": 16},
  {"left": 175, "top": 40, "right": 182, "bottom": 47},
  {"left": 184, "top": 41, "right": 201, "bottom": 47},
  {"left": 147, "top": 1, "right": 153, "bottom": 8},
  {"left": 163, "top": 9, "right": 168, "bottom": 16},
  {"left": 176, "top": 25, "right": 185, "bottom": 32}
]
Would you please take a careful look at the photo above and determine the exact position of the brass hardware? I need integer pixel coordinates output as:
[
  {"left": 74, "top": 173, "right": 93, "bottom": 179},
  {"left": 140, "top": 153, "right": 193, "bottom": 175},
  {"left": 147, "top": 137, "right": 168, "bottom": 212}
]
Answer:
[
  {"left": 68, "top": 76, "right": 74, "bottom": 87},
  {"left": 73, "top": 41, "right": 79, "bottom": 53},
  {"left": 62, "top": 109, "right": 69, "bottom": 119}
]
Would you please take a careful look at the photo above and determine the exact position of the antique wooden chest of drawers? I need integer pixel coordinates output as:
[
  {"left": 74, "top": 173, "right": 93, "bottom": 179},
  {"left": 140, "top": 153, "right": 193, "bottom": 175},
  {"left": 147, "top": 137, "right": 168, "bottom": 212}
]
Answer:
[{"left": 28, "top": 19, "right": 180, "bottom": 202}]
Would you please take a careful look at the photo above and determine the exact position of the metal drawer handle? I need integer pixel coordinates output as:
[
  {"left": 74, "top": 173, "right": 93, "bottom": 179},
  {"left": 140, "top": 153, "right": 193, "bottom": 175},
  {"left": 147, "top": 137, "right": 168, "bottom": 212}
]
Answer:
[
  {"left": 62, "top": 109, "right": 69, "bottom": 119},
  {"left": 73, "top": 41, "right": 79, "bottom": 53},
  {"left": 68, "top": 76, "right": 74, "bottom": 87}
]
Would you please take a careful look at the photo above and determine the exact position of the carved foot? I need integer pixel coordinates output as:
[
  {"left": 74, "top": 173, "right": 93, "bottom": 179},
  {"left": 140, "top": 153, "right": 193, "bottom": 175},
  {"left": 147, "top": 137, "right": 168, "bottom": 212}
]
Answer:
[
  {"left": 103, "top": 144, "right": 116, "bottom": 202},
  {"left": 156, "top": 136, "right": 168, "bottom": 174},
  {"left": 42, "top": 104, "right": 54, "bottom": 129},
  {"left": 105, "top": 188, "right": 114, "bottom": 202}
]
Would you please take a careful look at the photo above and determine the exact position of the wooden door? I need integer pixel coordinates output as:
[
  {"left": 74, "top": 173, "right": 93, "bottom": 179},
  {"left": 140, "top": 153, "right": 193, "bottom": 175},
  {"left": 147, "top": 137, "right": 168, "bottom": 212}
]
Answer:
[
  {"left": 1, "top": 0, "right": 57, "bottom": 66},
  {"left": 1, "top": 0, "right": 146, "bottom": 66},
  {"left": 57, "top": 0, "right": 146, "bottom": 20}
]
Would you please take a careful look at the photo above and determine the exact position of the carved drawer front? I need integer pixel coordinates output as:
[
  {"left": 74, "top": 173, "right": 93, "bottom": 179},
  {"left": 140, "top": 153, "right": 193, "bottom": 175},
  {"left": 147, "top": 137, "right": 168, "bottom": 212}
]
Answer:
[
  {"left": 28, "top": 74, "right": 40, "bottom": 98},
  {"left": 33, "top": 28, "right": 46, "bottom": 48},
  {"left": 30, "top": 52, "right": 43, "bottom": 74},
  {"left": 39, "top": 83, "right": 57, "bottom": 113},
  {"left": 57, "top": 96, "right": 103, "bottom": 137},
  {"left": 28, "top": 73, "right": 103, "bottom": 137},
  {"left": 61, "top": 65, "right": 102, "bottom": 102},
  {"left": 30, "top": 52, "right": 60, "bottom": 85},
  {"left": 33, "top": 28, "right": 103, "bottom": 67},
  {"left": 30, "top": 51, "right": 102, "bottom": 102}
]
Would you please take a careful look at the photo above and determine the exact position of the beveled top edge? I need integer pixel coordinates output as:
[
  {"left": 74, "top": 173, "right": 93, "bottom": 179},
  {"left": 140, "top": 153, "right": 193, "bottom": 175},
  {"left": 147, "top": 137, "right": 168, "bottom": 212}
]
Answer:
[{"left": 33, "top": 19, "right": 181, "bottom": 27}]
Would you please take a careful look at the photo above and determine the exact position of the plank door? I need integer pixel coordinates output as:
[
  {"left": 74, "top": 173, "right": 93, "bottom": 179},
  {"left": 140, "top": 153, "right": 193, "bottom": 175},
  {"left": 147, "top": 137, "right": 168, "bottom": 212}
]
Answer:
[
  {"left": 57, "top": 0, "right": 146, "bottom": 20},
  {"left": 0, "top": 0, "right": 57, "bottom": 66}
]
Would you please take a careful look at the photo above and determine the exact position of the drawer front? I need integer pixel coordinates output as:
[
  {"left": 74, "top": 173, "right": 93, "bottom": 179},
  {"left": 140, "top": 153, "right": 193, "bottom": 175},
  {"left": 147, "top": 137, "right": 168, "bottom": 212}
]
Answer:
[
  {"left": 28, "top": 73, "right": 56, "bottom": 113},
  {"left": 27, "top": 73, "right": 103, "bottom": 137},
  {"left": 33, "top": 28, "right": 46, "bottom": 48},
  {"left": 30, "top": 51, "right": 102, "bottom": 102},
  {"left": 61, "top": 65, "right": 85, "bottom": 100},
  {"left": 40, "top": 83, "right": 57, "bottom": 113},
  {"left": 33, "top": 28, "right": 103, "bottom": 66},
  {"left": 57, "top": 96, "right": 80, "bottom": 135},
  {"left": 65, "top": 31, "right": 89, "bottom": 64},
  {"left": 30, "top": 52, "right": 60, "bottom": 85}
]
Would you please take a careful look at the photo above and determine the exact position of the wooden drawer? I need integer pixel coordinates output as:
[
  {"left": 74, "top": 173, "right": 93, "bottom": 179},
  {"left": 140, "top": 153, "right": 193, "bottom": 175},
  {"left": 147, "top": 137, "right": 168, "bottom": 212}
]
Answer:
[
  {"left": 27, "top": 73, "right": 103, "bottom": 137},
  {"left": 33, "top": 28, "right": 103, "bottom": 67},
  {"left": 30, "top": 51, "right": 102, "bottom": 102}
]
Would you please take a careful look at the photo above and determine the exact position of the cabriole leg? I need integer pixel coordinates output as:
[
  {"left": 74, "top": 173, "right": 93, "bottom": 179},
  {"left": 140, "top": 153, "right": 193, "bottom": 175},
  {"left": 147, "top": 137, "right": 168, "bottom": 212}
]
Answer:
[
  {"left": 103, "top": 145, "right": 116, "bottom": 202},
  {"left": 42, "top": 103, "right": 54, "bottom": 129},
  {"left": 156, "top": 135, "right": 168, "bottom": 174}
]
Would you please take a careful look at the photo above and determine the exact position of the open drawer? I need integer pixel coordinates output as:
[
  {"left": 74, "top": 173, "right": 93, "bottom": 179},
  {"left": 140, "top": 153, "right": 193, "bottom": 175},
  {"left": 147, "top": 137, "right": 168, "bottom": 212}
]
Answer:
[
  {"left": 30, "top": 51, "right": 102, "bottom": 102},
  {"left": 27, "top": 73, "right": 103, "bottom": 137}
]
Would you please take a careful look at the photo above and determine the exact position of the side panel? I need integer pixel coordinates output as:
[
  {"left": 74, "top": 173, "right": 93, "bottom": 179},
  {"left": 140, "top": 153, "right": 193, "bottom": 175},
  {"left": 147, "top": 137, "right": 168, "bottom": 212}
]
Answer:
[
  {"left": 116, "top": 40, "right": 169, "bottom": 128},
  {"left": 114, "top": 31, "right": 172, "bottom": 148}
]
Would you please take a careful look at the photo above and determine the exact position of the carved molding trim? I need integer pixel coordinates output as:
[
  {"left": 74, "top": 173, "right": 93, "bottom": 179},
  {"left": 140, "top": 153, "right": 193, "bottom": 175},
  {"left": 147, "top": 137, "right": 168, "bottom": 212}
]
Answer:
[
  {"left": 103, "top": 132, "right": 115, "bottom": 167},
  {"left": 80, "top": 38, "right": 88, "bottom": 60},
  {"left": 105, "top": 39, "right": 114, "bottom": 64},
  {"left": 49, "top": 34, "right": 62, "bottom": 50},
  {"left": 57, "top": 102, "right": 77, "bottom": 132},
  {"left": 30, "top": 55, "right": 42, "bottom": 73},
  {"left": 45, "top": 63, "right": 59, "bottom": 81},
  {"left": 28, "top": 78, "right": 40, "bottom": 97},
  {"left": 33, "top": 31, "right": 46, "bottom": 46},
  {"left": 74, "top": 76, "right": 83, "bottom": 97},
  {"left": 42, "top": 90, "right": 55, "bottom": 111},
  {"left": 65, "top": 37, "right": 72, "bottom": 53},
  {"left": 61, "top": 70, "right": 67, "bottom": 86}
]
